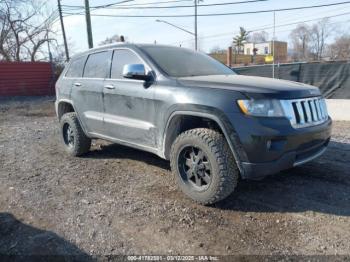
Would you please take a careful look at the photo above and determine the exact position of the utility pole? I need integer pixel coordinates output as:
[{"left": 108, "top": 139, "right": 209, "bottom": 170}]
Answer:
[
  {"left": 194, "top": 0, "right": 198, "bottom": 51},
  {"left": 57, "top": 0, "right": 69, "bottom": 61},
  {"left": 47, "top": 36, "right": 56, "bottom": 91},
  {"left": 47, "top": 38, "right": 52, "bottom": 63},
  {"left": 85, "top": 0, "right": 94, "bottom": 49},
  {"left": 272, "top": 11, "right": 275, "bottom": 79}
]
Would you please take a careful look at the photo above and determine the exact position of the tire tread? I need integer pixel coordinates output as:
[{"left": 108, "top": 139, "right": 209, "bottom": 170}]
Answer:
[
  {"left": 60, "top": 112, "right": 91, "bottom": 156},
  {"left": 170, "top": 128, "right": 239, "bottom": 205}
]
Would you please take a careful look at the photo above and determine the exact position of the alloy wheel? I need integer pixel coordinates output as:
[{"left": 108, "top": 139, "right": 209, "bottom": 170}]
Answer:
[{"left": 178, "top": 146, "right": 212, "bottom": 191}]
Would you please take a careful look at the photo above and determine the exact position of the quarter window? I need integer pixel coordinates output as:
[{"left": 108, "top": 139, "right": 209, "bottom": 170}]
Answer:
[
  {"left": 65, "top": 56, "right": 86, "bottom": 77},
  {"left": 111, "top": 49, "right": 143, "bottom": 79},
  {"left": 83, "top": 51, "right": 111, "bottom": 78}
]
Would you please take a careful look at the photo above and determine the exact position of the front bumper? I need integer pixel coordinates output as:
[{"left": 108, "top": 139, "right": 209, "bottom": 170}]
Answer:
[
  {"left": 241, "top": 138, "right": 329, "bottom": 179},
  {"left": 226, "top": 113, "right": 332, "bottom": 180}
]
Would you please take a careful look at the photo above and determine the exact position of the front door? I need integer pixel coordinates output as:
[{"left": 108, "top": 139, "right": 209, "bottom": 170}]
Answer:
[{"left": 102, "top": 48, "right": 157, "bottom": 148}]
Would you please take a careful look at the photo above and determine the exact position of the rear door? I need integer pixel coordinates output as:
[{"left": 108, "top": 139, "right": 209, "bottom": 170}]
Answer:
[
  {"left": 71, "top": 50, "right": 112, "bottom": 135},
  {"left": 102, "top": 48, "right": 157, "bottom": 148},
  {"left": 60, "top": 55, "right": 86, "bottom": 101}
]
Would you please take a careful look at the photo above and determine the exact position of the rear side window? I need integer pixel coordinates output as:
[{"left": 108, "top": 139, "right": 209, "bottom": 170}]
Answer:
[
  {"left": 111, "top": 49, "right": 143, "bottom": 79},
  {"left": 83, "top": 51, "right": 111, "bottom": 78},
  {"left": 65, "top": 56, "right": 86, "bottom": 77}
]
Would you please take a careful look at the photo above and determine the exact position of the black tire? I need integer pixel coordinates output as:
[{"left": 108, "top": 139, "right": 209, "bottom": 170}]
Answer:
[
  {"left": 170, "top": 128, "right": 239, "bottom": 205},
  {"left": 60, "top": 112, "right": 91, "bottom": 156}
]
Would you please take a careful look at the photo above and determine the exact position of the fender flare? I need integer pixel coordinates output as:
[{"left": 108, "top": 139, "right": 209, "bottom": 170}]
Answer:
[
  {"left": 162, "top": 110, "right": 247, "bottom": 175},
  {"left": 56, "top": 99, "right": 76, "bottom": 119}
]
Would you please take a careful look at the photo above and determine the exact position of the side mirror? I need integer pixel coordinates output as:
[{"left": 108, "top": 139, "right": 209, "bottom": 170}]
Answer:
[{"left": 123, "top": 64, "right": 151, "bottom": 81}]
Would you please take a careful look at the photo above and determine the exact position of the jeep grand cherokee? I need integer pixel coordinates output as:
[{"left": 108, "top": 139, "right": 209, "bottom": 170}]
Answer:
[{"left": 55, "top": 44, "right": 332, "bottom": 205}]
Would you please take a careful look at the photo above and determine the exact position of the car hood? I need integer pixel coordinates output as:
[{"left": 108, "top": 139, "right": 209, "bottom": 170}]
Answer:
[{"left": 177, "top": 74, "right": 321, "bottom": 99}]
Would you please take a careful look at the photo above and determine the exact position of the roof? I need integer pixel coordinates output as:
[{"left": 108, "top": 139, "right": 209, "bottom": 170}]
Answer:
[{"left": 71, "top": 43, "right": 182, "bottom": 59}]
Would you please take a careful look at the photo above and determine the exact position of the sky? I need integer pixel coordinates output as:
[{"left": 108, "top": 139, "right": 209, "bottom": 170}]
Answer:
[{"left": 47, "top": 0, "right": 350, "bottom": 55}]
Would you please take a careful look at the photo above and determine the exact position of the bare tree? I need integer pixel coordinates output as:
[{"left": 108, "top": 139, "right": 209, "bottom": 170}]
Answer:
[
  {"left": 289, "top": 24, "right": 311, "bottom": 61},
  {"left": 0, "top": 0, "right": 56, "bottom": 62},
  {"left": 289, "top": 19, "right": 336, "bottom": 62},
  {"left": 248, "top": 31, "right": 269, "bottom": 43},
  {"left": 327, "top": 35, "right": 350, "bottom": 60},
  {"left": 209, "top": 45, "right": 225, "bottom": 54},
  {"left": 309, "top": 18, "right": 334, "bottom": 60}
]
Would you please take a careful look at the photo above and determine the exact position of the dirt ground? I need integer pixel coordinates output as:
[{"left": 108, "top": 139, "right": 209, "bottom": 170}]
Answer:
[{"left": 0, "top": 97, "right": 349, "bottom": 259}]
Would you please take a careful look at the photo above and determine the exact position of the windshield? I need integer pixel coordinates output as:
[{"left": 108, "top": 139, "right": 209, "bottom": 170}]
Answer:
[{"left": 141, "top": 46, "right": 235, "bottom": 77}]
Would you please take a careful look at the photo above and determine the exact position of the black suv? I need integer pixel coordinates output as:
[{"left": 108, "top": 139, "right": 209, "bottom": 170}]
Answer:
[{"left": 55, "top": 44, "right": 332, "bottom": 205}]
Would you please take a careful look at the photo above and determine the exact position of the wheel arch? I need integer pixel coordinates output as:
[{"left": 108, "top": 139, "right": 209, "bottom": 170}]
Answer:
[
  {"left": 56, "top": 99, "right": 90, "bottom": 137},
  {"left": 56, "top": 99, "right": 76, "bottom": 121},
  {"left": 162, "top": 111, "right": 245, "bottom": 175}
]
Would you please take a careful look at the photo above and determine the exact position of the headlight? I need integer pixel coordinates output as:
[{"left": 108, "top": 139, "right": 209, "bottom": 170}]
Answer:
[{"left": 237, "top": 99, "right": 285, "bottom": 117}]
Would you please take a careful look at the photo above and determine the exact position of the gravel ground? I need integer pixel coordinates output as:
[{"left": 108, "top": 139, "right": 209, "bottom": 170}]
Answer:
[{"left": 0, "top": 97, "right": 349, "bottom": 259}]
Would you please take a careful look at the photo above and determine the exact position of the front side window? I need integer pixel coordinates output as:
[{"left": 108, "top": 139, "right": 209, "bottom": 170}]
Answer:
[
  {"left": 65, "top": 56, "right": 86, "bottom": 77},
  {"left": 111, "top": 49, "right": 143, "bottom": 79},
  {"left": 83, "top": 51, "right": 111, "bottom": 78},
  {"left": 141, "top": 46, "right": 235, "bottom": 77}
]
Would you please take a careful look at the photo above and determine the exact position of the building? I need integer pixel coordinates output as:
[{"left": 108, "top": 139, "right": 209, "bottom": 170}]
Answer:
[{"left": 243, "top": 41, "right": 288, "bottom": 63}]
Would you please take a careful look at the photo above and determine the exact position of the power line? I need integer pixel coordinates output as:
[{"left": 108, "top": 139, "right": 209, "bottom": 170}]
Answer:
[
  {"left": 35, "top": 9, "right": 59, "bottom": 30},
  {"left": 61, "top": 0, "right": 135, "bottom": 16},
  {"left": 249, "top": 11, "right": 350, "bottom": 33},
  {"left": 88, "top": 0, "right": 134, "bottom": 9},
  {"left": 62, "top": 1, "right": 350, "bottom": 18},
  {"left": 62, "top": 0, "right": 191, "bottom": 9},
  {"left": 275, "top": 5, "right": 346, "bottom": 26},
  {"left": 63, "top": 0, "right": 269, "bottom": 10},
  {"left": 170, "top": 11, "right": 350, "bottom": 44},
  {"left": 199, "top": 18, "right": 350, "bottom": 46},
  {"left": 120, "top": 0, "right": 191, "bottom": 5},
  {"left": 62, "top": 0, "right": 269, "bottom": 19},
  {"left": 62, "top": 0, "right": 133, "bottom": 9},
  {"left": 230, "top": 4, "right": 349, "bottom": 37}
]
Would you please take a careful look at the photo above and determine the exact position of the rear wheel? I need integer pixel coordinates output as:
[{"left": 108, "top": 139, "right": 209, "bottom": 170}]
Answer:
[
  {"left": 60, "top": 112, "right": 91, "bottom": 156},
  {"left": 170, "top": 128, "right": 239, "bottom": 205}
]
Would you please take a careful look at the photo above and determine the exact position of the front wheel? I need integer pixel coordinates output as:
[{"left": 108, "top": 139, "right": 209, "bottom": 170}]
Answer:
[
  {"left": 60, "top": 112, "right": 91, "bottom": 156},
  {"left": 170, "top": 128, "right": 239, "bottom": 205}
]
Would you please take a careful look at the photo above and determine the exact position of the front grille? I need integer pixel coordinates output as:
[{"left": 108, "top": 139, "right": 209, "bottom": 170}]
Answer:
[{"left": 281, "top": 97, "right": 328, "bottom": 128}]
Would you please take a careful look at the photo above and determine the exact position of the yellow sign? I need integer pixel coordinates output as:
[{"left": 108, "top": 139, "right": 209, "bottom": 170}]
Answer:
[{"left": 265, "top": 55, "right": 274, "bottom": 63}]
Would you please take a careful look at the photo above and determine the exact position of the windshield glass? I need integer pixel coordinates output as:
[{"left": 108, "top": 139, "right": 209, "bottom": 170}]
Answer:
[{"left": 141, "top": 46, "right": 235, "bottom": 77}]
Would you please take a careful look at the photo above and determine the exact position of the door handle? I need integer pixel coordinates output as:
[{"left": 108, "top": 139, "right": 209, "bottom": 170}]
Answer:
[
  {"left": 74, "top": 82, "right": 82, "bottom": 87},
  {"left": 104, "top": 84, "right": 115, "bottom": 90}
]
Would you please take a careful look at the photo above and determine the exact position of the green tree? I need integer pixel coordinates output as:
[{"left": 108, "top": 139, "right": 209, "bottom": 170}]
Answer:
[{"left": 233, "top": 27, "right": 249, "bottom": 54}]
